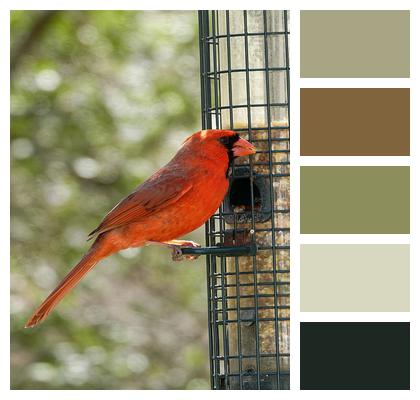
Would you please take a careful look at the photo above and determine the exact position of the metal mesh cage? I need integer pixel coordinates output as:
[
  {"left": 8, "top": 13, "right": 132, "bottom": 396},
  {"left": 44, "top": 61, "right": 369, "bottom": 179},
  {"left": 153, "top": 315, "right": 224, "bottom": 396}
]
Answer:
[{"left": 198, "top": 10, "right": 290, "bottom": 390}]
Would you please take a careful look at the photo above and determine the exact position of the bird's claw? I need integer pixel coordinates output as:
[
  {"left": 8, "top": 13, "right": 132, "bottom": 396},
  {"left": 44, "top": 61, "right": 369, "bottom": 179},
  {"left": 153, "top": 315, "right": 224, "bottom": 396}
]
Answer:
[
  {"left": 171, "top": 246, "right": 184, "bottom": 261},
  {"left": 170, "top": 241, "right": 201, "bottom": 261}
]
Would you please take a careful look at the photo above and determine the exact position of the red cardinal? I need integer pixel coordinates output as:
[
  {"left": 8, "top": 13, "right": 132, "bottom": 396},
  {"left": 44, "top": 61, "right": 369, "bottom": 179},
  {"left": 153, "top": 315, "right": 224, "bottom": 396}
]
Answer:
[{"left": 25, "top": 129, "right": 255, "bottom": 328}]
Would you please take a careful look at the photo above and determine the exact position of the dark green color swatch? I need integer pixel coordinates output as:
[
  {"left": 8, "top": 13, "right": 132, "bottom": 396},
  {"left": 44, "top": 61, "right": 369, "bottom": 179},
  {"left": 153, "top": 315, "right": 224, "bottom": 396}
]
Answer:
[
  {"left": 301, "top": 166, "right": 410, "bottom": 233},
  {"left": 301, "top": 11, "right": 410, "bottom": 78},
  {"left": 300, "top": 322, "right": 410, "bottom": 390}
]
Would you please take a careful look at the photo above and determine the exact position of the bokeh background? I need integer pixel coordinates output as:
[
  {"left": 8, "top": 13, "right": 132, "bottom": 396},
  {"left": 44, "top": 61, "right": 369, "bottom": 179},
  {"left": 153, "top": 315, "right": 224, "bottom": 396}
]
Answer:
[{"left": 11, "top": 10, "right": 210, "bottom": 389}]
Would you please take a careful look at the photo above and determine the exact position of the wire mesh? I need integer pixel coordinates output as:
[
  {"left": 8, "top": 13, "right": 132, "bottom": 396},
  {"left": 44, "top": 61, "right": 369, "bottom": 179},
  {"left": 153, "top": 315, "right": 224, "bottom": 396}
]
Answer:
[{"left": 198, "top": 10, "right": 290, "bottom": 390}]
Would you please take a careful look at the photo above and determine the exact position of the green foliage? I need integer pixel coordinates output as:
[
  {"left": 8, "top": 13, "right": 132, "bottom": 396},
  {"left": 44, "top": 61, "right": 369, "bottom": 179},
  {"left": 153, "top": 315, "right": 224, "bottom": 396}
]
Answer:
[{"left": 11, "top": 10, "right": 209, "bottom": 389}]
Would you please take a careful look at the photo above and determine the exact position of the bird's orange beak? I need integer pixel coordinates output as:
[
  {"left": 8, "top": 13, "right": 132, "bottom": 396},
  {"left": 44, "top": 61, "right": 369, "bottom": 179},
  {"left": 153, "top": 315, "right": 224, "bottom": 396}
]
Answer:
[{"left": 232, "top": 137, "right": 256, "bottom": 157}]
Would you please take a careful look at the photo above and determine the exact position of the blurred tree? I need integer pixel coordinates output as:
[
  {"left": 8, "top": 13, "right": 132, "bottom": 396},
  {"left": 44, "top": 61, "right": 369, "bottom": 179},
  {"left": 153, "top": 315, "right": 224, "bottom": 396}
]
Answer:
[{"left": 11, "top": 10, "right": 209, "bottom": 389}]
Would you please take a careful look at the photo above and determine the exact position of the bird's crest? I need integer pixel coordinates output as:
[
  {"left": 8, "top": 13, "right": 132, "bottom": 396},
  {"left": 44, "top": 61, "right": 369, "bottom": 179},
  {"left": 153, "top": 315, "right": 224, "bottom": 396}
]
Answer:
[{"left": 183, "top": 129, "right": 236, "bottom": 144}]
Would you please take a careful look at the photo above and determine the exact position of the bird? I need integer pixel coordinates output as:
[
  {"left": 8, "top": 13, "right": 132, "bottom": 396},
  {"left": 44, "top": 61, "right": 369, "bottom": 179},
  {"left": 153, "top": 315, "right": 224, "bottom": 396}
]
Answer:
[{"left": 25, "top": 129, "right": 256, "bottom": 328}]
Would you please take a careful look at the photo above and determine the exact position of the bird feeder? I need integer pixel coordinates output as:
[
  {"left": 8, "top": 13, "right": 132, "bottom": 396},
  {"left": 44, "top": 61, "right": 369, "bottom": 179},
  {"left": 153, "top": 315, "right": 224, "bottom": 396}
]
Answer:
[{"left": 197, "top": 10, "right": 290, "bottom": 390}]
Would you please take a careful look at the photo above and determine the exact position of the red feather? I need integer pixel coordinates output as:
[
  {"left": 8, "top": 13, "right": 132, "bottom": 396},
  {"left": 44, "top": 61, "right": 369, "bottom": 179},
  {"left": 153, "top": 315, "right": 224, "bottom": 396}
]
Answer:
[{"left": 88, "top": 172, "right": 193, "bottom": 239}]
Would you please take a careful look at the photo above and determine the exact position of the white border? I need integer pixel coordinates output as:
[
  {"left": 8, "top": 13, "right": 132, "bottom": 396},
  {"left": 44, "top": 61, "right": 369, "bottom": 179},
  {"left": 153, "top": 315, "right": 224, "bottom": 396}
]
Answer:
[
  {"left": 300, "top": 234, "right": 411, "bottom": 244},
  {"left": 3, "top": 1, "right": 420, "bottom": 398},
  {"left": 1, "top": 2, "right": 10, "bottom": 398},
  {"left": 289, "top": 7, "right": 301, "bottom": 391},
  {"left": 300, "top": 157, "right": 410, "bottom": 166}
]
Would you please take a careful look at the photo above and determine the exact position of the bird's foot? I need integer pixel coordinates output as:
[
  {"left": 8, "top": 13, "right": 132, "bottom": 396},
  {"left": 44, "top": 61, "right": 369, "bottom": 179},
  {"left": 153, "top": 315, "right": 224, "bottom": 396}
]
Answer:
[
  {"left": 165, "top": 240, "right": 201, "bottom": 261},
  {"left": 171, "top": 246, "right": 185, "bottom": 261},
  {"left": 149, "top": 240, "right": 201, "bottom": 261}
]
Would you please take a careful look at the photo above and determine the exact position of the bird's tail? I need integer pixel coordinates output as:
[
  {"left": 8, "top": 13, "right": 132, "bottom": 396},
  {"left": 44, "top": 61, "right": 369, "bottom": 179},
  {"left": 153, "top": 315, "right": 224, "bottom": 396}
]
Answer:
[{"left": 25, "top": 237, "right": 116, "bottom": 328}]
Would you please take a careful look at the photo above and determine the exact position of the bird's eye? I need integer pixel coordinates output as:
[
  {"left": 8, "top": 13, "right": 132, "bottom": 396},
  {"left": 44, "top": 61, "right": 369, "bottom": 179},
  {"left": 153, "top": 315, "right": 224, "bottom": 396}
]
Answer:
[
  {"left": 219, "top": 137, "right": 229, "bottom": 146},
  {"left": 219, "top": 134, "right": 240, "bottom": 149}
]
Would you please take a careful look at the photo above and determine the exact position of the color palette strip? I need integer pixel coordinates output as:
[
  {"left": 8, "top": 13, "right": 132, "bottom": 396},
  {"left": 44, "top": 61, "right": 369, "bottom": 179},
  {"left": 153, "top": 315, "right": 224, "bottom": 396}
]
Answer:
[
  {"left": 300, "top": 10, "right": 410, "bottom": 78},
  {"left": 300, "top": 245, "right": 410, "bottom": 312},
  {"left": 299, "top": 9, "right": 411, "bottom": 391},
  {"left": 300, "top": 322, "right": 410, "bottom": 389},
  {"left": 300, "top": 166, "right": 410, "bottom": 234},
  {"left": 300, "top": 88, "right": 410, "bottom": 156}
]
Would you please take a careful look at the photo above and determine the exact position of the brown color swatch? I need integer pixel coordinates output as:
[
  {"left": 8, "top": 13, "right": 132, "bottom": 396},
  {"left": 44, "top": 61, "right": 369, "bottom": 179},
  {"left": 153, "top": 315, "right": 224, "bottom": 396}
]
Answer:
[{"left": 300, "top": 88, "right": 410, "bottom": 156}]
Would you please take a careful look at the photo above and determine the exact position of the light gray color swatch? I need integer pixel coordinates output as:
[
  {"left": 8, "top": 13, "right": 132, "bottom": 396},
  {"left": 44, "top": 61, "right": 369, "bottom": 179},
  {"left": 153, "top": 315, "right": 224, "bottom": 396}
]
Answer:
[{"left": 301, "top": 244, "right": 410, "bottom": 312}]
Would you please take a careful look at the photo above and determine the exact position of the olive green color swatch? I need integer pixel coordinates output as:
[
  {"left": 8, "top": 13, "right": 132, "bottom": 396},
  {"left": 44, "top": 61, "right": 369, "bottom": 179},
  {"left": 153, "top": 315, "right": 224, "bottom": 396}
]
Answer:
[
  {"left": 300, "top": 88, "right": 410, "bottom": 156},
  {"left": 300, "top": 166, "right": 410, "bottom": 233},
  {"left": 300, "top": 10, "right": 410, "bottom": 78},
  {"left": 300, "top": 244, "right": 410, "bottom": 312}
]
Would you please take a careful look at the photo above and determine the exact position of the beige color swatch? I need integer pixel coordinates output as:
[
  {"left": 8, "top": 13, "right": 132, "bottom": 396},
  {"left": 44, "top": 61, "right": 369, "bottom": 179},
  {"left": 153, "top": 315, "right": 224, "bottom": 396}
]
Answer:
[
  {"left": 301, "top": 11, "right": 410, "bottom": 78},
  {"left": 301, "top": 244, "right": 410, "bottom": 312}
]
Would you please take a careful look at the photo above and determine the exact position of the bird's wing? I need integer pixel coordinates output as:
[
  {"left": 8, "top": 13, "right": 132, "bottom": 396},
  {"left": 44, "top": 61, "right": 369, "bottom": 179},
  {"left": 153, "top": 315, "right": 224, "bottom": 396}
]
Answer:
[{"left": 88, "top": 171, "right": 192, "bottom": 239}]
